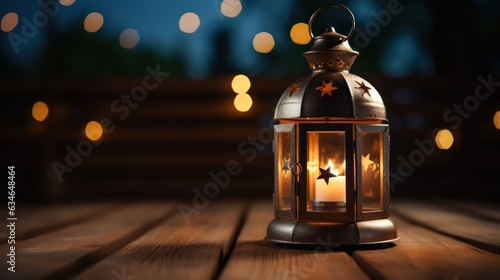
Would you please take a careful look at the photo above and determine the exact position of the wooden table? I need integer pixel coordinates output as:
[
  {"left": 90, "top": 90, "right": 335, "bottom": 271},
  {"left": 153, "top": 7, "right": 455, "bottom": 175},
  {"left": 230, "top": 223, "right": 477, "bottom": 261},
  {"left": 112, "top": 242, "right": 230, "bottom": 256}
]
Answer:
[{"left": 1, "top": 199, "right": 499, "bottom": 280}]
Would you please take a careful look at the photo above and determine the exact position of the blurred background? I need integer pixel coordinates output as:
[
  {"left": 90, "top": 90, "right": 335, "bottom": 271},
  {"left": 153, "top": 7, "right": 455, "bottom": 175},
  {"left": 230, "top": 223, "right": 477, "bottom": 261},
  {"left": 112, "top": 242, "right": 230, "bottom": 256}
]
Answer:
[{"left": 1, "top": 0, "right": 499, "bottom": 202}]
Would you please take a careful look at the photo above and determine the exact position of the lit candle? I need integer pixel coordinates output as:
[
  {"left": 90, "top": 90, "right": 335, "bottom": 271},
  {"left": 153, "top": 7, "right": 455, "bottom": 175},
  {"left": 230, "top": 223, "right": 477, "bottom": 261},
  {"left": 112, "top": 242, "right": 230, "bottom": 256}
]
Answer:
[
  {"left": 315, "top": 176, "right": 346, "bottom": 201},
  {"left": 315, "top": 160, "right": 346, "bottom": 202}
]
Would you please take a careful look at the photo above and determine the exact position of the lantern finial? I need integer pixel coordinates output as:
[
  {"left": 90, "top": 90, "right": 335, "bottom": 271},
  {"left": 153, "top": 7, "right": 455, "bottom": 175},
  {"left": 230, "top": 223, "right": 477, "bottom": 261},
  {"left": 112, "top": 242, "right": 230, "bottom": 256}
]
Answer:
[{"left": 305, "top": 4, "right": 359, "bottom": 72}]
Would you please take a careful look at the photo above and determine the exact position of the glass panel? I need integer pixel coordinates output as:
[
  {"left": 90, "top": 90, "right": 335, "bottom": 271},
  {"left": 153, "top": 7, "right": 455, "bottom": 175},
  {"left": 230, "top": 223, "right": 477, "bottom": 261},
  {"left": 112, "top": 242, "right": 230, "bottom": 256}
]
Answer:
[
  {"left": 306, "top": 131, "right": 346, "bottom": 212},
  {"left": 277, "top": 131, "right": 292, "bottom": 211},
  {"left": 359, "top": 132, "right": 383, "bottom": 211}
]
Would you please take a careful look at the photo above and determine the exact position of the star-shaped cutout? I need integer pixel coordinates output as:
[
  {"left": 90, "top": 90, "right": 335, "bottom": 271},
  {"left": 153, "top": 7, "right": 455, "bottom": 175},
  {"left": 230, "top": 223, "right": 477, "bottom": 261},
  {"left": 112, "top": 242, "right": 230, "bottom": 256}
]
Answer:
[
  {"left": 356, "top": 81, "right": 371, "bottom": 96},
  {"left": 282, "top": 157, "right": 291, "bottom": 175},
  {"left": 316, "top": 81, "right": 338, "bottom": 97},
  {"left": 327, "top": 59, "right": 335, "bottom": 67},
  {"left": 288, "top": 84, "right": 299, "bottom": 96},
  {"left": 361, "top": 153, "right": 375, "bottom": 172},
  {"left": 316, "top": 166, "right": 337, "bottom": 184},
  {"left": 317, "top": 62, "right": 324, "bottom": 68}
]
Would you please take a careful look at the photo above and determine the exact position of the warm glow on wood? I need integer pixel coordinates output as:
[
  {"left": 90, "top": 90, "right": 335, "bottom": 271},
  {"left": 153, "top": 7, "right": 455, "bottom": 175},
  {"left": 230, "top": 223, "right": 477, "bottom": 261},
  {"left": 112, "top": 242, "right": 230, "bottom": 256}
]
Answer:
[
  {"left": 1, "top": 12, "right": 18, "bottom": 32},
  {"left": 290, "top": 22, "right": 311, "bottom": 45},
  {"left": 231, "top": 74, "right": 251, "bottom": 94},
  {"left": 84, "top": 12, "right": 104, "bottom": 33},
  {"left": 179, "top": 12, "right": 200, "bottom": 33},
  {"left": 32, "top": 101, "right": 49, "bottom": 122},
  {"left": 234, "top": 93, "right": 252, "bottom": 112},
  {"left": 85, "top": 121, "right": 103, "bottom": 141},
  {"left": 435, "top": 129, "right": 454, "bottom": 150},
  {"left": 253, "top": 32, "right": 275, "bottom": 54}
]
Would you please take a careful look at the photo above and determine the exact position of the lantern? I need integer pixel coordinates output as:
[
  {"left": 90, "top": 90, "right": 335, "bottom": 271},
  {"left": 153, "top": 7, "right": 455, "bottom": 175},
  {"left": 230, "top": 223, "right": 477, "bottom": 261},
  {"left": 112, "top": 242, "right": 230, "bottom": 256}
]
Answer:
[{"left": 266, "top": 4, "right": 398, "bottom": 245}]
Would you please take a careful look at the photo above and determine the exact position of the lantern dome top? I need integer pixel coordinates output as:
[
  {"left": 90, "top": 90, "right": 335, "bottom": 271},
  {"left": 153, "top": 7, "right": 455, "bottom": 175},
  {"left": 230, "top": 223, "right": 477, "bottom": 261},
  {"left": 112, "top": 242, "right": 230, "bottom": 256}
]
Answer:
[
  {"left": 304, "top": 27, "right": 359, "bottom": 72},
  {"left": 274, "top": 4, "right": 386, "bottom": 120},
  {"left": 274, "top": 72, "right": 386, "bottom": 120}
]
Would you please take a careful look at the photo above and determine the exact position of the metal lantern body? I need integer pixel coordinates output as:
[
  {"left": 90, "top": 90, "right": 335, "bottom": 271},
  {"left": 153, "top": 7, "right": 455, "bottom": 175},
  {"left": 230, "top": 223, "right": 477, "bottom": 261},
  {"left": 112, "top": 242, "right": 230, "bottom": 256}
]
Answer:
[{"left": 266, "top": 6, "right": 398, "bottom": 245}]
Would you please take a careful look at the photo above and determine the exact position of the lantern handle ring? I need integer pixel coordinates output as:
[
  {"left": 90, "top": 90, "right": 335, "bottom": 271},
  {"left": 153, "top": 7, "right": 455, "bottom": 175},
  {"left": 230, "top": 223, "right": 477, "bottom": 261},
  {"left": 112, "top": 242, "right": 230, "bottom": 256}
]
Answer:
[{"left": 308, "top": 3, "right": 356, "bottom": 42}]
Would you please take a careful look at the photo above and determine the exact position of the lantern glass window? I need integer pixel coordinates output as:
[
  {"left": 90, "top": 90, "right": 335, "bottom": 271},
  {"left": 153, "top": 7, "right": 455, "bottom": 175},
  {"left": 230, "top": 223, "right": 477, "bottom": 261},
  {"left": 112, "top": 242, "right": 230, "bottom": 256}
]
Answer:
[
  {"left": 275, "top": 124, "right": 295, "bottom": 217},
  {"left": 307, "top": 131, "right": 346, "bottom": 212},
  {"left": 356, "top": 124, "right": 389, "bottom": 220},
  {"left": 359, "top": 132, "right": 383, "bottom": 210}
]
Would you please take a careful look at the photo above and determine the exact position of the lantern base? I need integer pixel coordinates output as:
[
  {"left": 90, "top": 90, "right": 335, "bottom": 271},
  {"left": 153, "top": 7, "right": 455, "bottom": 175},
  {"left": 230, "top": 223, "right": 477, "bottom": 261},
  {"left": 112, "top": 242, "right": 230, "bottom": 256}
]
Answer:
[{"left": 266, "top": 217, "right": 398, "bottom": 245}]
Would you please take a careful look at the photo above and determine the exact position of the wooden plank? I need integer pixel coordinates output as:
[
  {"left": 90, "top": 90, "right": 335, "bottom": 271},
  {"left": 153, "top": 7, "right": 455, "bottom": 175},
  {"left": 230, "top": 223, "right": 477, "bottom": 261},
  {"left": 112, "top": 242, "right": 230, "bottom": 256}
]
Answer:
[
  {"left": 73, "top": 200, "right": 246, "bottom": 280},
  {"left": 220, "top": 201, "right": 370, "bottom": 280},
  {"left": 352, "top": 215, "right": 500, "bottom": 280},
  {"left": 0, "top": 202, "right": 174, "bottom": 280},
  {"left": 437, "top": 199, "right": 500, "bottom": 224},
  {"left": 392, "top": 200, "right": 500, "bottom": 254},
  {"left": 0, "top": 202, "right": 117, "bottom": 245}
]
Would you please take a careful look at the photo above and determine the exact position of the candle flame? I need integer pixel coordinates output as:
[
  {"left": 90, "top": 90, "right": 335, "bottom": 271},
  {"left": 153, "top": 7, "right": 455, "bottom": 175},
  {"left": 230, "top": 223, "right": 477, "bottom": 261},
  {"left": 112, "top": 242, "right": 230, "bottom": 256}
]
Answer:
[{"left": 326, "top": 160, "right": 339, "bottom": 176}]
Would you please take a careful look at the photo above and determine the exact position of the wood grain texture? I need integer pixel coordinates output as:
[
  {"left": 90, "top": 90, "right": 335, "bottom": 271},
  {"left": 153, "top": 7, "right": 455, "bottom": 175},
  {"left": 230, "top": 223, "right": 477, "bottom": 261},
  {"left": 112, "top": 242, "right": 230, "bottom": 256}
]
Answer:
[
  {"left": 437, "top": 199, "right": 500, "bottom": 224},
  {"left": 220, "top": 201, "right": 370, "bottom": 280},
  {"left": 392, "top": 199, "right": 500, "bottom": 254},
  {"left": 72, "top": 200, "right": 246, "bottom": 280},
  {"left": 2, "top": 200, "right": 499, "bottom": 280},
  {"left": 352, "top": 215, "right": 500, "bottom": 280},
  {"left": 0, "top": 202, "right": 116, "bottom": 244},
  {"left": 0, "top": 202, "right": 174, "bottom": 280}
]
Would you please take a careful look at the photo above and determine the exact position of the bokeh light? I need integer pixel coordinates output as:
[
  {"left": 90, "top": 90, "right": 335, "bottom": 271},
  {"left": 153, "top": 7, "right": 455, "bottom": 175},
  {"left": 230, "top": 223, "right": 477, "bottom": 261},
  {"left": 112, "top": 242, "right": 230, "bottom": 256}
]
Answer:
[
  {"left": 494, "top": 111, "right": 500, "bottom": 129},
  {"left": 253, "top": 32, "right": 275, "bottom": 54},
  {"left": 179, "top": 12, "right": 200, "bottom": 33},
  {"left": 435, "top": 129, "right": 454, "bottom": 150},
  {"left": 1, "top": 12, "right": 18, "bottom": 32},
  {"left": 290, "top": 22, "right": 310, "bottom": 45},
  {"left": 119, "top": 28, "right": 140, "bottom": 49},
  {"left": 234, "top": 93, "right": 253, "bottom": 112},
  {"left": 84, "top": 12, "right": 104, "bottom": 33},
  {"left": 221, "top": 0, "right": 242, "bottom": 18},
  {"left": 32, "top": 101, "right": 49, "bottom": 122},
  {"left": 231, "top": 74, "right": 251, "bottom": 94},
  {"left": 85, "top": 121, "right": 103, "bottom": 141},
  {"left": 59, "top": 0, "right": 76, "bottom": 6}
]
